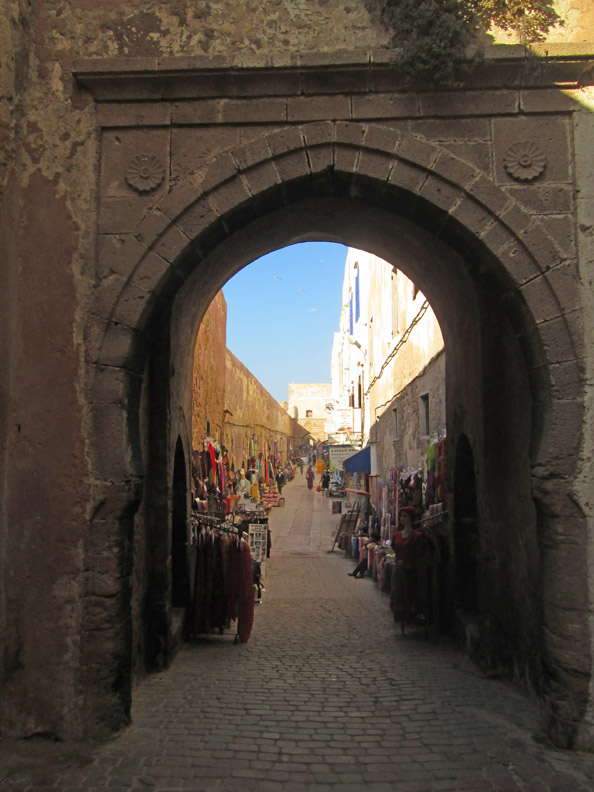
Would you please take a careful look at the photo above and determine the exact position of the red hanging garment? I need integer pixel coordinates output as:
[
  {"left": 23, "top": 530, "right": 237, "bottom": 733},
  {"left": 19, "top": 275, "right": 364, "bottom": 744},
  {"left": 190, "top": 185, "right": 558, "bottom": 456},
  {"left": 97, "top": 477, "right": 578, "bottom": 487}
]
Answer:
[
  {"left": 208, "top": 442, "right": 217, "bottom": 486},
  {"left": 237, "top": 539, "right": 255, "bottom": 643},
  {"left": 226, "top": 535, "right": 240, "bottom": 623}
]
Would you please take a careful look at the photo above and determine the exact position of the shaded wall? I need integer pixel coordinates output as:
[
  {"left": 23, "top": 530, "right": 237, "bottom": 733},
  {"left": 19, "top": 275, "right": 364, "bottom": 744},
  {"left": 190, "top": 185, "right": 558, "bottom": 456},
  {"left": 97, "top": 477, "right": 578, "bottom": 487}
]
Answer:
[
  {"left": 189, "top": 291, "right": 307, "bottom": 469},
  {"left": 372, "top": 350, "right": 446, "bottom": 475},
  {"left": 192, "top": 291, "right": 227, "bottom": 449},
  {"left": 224, "top": 351, "right": 306, "bottom": 471}
]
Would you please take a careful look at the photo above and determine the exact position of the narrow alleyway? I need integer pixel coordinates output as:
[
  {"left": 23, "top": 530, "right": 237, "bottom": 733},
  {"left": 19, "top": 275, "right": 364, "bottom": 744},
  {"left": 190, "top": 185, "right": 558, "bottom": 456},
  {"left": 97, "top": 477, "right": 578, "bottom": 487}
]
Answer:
[{"left": 3, "top": 476, "right": 594, "bottom": 791}]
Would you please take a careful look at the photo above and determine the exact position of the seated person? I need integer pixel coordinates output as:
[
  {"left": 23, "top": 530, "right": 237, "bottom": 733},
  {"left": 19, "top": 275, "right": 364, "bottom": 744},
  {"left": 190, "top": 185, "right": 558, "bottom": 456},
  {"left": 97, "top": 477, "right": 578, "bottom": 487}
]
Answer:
[{"left": 348, "top": 531, "right": 381, "bottom": 578}]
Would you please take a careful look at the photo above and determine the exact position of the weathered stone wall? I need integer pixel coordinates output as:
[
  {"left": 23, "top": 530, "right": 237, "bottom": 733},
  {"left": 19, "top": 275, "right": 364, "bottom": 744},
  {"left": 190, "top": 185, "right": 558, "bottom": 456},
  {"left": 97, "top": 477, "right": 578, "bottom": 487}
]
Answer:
[
  {"left": 224, "top": 351, "right": 304, "bottom": 472},
  {"left": 192, "top": 291, "right": 227, "bottom": 450},
  {"left": 189, "top": 290, "right": 304, "bottom": 469},
  {"left": 1, "top": 0, "right": 594, "bottom": 749},
  {"left": 372, "top": 350, "right": 446, "bottom": 476}
]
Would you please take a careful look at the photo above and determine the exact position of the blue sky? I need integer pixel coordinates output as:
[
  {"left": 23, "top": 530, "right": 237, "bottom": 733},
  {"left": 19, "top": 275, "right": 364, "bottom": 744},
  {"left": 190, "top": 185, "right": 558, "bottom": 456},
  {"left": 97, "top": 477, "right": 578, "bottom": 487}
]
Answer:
[{"left": 222, "top": 242, "right": 348, "bottom": 403}]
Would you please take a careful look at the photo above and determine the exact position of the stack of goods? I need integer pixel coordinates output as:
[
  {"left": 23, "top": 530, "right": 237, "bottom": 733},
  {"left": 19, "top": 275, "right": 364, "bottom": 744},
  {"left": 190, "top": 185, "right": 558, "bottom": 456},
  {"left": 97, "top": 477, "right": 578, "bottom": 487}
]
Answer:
[{"left": 260, "top": 483, "right": 281, "bottom": 509}]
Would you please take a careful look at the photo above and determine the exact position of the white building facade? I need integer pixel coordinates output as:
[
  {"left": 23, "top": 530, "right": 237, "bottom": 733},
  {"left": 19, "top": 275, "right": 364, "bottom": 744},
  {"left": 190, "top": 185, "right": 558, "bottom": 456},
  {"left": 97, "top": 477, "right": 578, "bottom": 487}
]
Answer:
[{"left": 330, "top": 248, "right": 446, "bottom": 473}]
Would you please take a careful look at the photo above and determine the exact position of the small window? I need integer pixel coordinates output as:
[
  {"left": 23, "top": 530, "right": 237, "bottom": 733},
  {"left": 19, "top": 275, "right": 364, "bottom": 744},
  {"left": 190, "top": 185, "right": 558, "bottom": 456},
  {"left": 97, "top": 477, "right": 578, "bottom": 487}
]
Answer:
[
  {"left": 419, "top": 393, "right": 430, "bottom": 437},
  {"left": 306, "top": 410, "right": 313, "bottom": 418},
  {"left": 392, "top": 407, "right": 398, "bottom": 439}
]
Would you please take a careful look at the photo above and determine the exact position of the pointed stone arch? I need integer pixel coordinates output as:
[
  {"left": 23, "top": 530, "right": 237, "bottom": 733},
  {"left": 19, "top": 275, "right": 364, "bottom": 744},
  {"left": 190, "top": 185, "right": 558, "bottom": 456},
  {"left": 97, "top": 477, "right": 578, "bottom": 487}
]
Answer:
[
  {"left": 88, "top": 121, "right": 581, "bottom": 499},
  {"left": 92, "top": 120, "right": 577, "bottom": 375},
  {"left": 84, "top": 121, "right": 587, "bottom": 747}
]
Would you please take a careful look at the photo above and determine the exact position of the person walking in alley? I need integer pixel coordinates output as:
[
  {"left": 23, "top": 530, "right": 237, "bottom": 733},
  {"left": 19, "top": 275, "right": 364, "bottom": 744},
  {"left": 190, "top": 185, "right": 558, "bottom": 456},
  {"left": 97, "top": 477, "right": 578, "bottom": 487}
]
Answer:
[
  {"left": 320, "top": 469, "right": 330, "bottom": 496},
  {"left": 306, "top": 465, "right": 315, "bottom": 490},
  {"left": 275, "top": 468, "right": 285, "bottom": 494}
]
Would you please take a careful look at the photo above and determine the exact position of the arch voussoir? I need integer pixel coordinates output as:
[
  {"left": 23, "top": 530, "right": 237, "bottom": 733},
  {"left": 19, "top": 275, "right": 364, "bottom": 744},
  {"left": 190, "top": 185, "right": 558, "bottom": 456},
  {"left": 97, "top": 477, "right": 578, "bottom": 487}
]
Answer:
[
  {"left": 151, "top": 222, "right": 191, "bottom": 265},
  {"left": 520, "top": 272, "right": 569, "bottom": 326},
  {"left": 270, "top": 147, "right": 311, "bottom": 184},
  {"left": 361, "top": 124, "right": 402, "bottom": 156},
  {"left": 175, "top": 196, "right": 221, "bottom": 242},
  {"left": 111, "top": 281, "right": 155, "bottom": 330},
  {"left": 301, "top": 121, "right": 335, "bottom": 173},
  {"left": 334, "top": 120, "right": 366, "bottom": 147},
  {"left": 97, "top": 233, "right": 150, "bottom": 281},
  {"left": 431, "top": 149, "right": 478, "bottom": 190},
  {"left": 98, "top": 322, "right": 144, "bottom": 373},
  {"left": 530, "top": 312, "right": 583, "bottom": 367},
  {"left": 157, "top": 170, "right": 208, "bottom": 221},
  {"left": 356, "top": 148, "right": 394, "bottom": 183},
  {"left": 397, "top": 135, "right": 440, "bottom": 170},
  {"left": 130, "top": 249, "right": 174, "bottom": 296},
  {"left": 240, "top": 159, "right": 282, "bottom": 195},
  {"left": 447, "top": 194, "right": 495, "bottom": 238},
  {"left": 135, "top": 208, "right": 172, "bottom": 248},
  {"left": 467, "top": 173, "right": 513, "bottom": 216},
  {"left": 231, "top": 136, "right": 274, "bottom": 171},
  {"left": 200, "top": 152, "right": 239, "bottom": 194},
  {"left": 208, "top": 175, "right": 253, "bottom": 217},
  {"left": 520, "top": 220, "right": 567, "bottom": 272},
  {"left": 496, "top": 240, "right": 543, "bottom": 286},
  {"left": 267, "top": 126, "right": 311, "bottom": 183},
  {"left": 93, "top": 272, "right": 130, "bottom": 322},
  {"left": 418, "top": 173, "right": 467, "bottom": 215},
  {"left": 387, "top": 158, "right": 428, "bottom": 196}
]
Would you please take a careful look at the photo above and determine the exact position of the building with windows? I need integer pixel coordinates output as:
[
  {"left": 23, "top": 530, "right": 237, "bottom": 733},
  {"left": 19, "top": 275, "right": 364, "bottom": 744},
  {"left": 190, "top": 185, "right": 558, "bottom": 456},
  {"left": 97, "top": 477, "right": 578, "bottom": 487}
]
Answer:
[
  {"left": 287, "top": 382, "right": 333, "bottom": 445},
  {"left": 330, "top": 248, "right": 445, "bottom": 473}
]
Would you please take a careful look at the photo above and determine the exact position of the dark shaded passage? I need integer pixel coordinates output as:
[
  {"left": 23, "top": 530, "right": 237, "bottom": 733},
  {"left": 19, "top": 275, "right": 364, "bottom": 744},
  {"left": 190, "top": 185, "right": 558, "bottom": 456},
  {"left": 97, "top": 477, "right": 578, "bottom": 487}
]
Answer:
[{"left": 3, "top": 476, "right": 594, "bottom": 790}]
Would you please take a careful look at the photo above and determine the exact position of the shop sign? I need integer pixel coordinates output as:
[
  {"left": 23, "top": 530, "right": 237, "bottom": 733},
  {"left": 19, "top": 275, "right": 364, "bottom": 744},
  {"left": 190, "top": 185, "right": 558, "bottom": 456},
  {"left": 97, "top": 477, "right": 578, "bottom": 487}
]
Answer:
[{"left": 328, "top": 444, "right": 357, "bottom": 471}]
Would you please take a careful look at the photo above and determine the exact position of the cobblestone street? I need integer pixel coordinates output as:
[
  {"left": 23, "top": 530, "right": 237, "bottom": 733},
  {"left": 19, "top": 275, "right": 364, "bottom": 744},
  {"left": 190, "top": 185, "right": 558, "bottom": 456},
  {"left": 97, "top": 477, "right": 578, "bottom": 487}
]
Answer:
[{"left": 3, "top": 475, "right": 594, "bottom": 791}]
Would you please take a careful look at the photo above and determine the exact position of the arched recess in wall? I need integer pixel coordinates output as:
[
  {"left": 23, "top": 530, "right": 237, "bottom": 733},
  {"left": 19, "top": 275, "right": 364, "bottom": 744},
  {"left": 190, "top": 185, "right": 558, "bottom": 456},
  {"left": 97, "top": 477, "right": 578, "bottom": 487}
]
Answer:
[{"left": 85, "top": 124, "right": 587, "bottom": 748}]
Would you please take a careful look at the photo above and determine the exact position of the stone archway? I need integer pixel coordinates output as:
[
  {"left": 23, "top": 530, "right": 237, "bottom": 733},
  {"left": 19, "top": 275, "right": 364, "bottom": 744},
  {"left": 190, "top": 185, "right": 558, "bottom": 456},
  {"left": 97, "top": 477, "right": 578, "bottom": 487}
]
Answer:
[{"left": 84, "top": 122, "right": 587, "bottom": 747}]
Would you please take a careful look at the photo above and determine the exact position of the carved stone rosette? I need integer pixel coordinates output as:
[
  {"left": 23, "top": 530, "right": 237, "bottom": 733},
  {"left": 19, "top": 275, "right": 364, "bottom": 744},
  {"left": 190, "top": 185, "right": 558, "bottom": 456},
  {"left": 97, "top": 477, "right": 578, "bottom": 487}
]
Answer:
[
  {"left": 503, "top": 141, "right": 546, "bottom": 182},
  {"left": 125, "top": 153, "right": 165, "bottom": 193}
]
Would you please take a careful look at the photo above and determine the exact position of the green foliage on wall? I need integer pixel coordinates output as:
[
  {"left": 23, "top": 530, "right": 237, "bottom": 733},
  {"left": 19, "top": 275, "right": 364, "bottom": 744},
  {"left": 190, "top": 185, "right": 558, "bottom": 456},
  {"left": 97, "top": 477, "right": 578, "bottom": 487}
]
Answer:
[{"left": 378, "top": 0, "right": 562, "bottom": 83}]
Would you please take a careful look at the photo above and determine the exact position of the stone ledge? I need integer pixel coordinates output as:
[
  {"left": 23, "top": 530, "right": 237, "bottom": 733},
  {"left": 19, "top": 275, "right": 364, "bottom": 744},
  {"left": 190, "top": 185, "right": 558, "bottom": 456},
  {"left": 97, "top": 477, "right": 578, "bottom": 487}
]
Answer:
[
  {"left": 73, "top": 45, "right": 594, "bottom": 102},
  {"left": 74, "top": 44, "right": 594, "bottom": 75}
]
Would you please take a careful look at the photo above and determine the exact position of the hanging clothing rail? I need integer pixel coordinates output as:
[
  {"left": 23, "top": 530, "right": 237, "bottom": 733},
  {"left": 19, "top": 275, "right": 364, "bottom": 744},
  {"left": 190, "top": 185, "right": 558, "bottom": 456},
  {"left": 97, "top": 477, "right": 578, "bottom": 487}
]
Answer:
[
  {"left": 189, "top": 518, "right": 255, "bottom": 644},
  {"left": 413, "top": 510, "right": 449, "bottom": 527}
]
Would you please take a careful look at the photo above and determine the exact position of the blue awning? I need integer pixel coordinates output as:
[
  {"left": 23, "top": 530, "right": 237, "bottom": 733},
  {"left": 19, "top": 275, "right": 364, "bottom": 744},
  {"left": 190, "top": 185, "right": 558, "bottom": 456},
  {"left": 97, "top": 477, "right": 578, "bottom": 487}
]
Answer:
[{"left": 343, "top": 445, "right": 371, "bottom": 473}]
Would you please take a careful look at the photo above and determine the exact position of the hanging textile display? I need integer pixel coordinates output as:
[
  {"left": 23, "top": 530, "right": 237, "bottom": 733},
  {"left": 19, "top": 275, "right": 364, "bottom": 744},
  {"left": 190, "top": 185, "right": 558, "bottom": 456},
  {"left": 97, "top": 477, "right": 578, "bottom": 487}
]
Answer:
[
  {"left": 190, "top": 517, "right": 255, "bottom": 643},
  {"left": 425, "top": 433, "right": 447, "bottom": 508}
]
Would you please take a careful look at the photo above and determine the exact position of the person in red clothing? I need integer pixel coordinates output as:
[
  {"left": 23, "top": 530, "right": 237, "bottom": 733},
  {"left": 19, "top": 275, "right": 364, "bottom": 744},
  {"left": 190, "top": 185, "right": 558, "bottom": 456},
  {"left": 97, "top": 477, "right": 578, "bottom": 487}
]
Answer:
[
  {"left": 390, "top": 506, "right": 423, "bottom": 623},
  {"left": 391, "top": 506, "right": 421, "bottom": 562}
]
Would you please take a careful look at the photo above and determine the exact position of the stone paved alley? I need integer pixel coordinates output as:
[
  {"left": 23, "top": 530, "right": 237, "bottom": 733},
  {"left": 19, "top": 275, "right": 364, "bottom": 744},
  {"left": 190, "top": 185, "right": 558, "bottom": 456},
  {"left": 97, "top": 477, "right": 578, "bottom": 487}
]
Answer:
[{"left": 3, "top": 475, "right": 594, "bottom": 791}]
